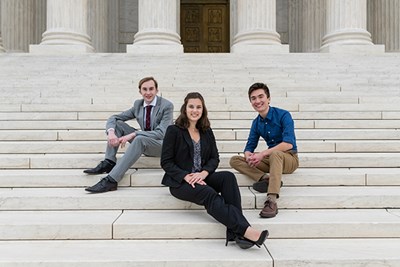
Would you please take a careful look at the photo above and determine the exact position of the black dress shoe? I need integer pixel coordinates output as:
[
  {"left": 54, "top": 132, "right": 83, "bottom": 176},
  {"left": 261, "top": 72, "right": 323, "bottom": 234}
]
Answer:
[
  {"left": 253, "top": 230, "right": 269, "bottom": 247},
  {"left": 225, "top": 229, "right": 236, "bottom": 246},
  {"left": 252, "top": 177, "right": 283, "bottom": 193},
  {"left": 236, "top": 230, "right": 269, "bottom": 249},
  {"left": 83, "top": 160, "right": 115, "bottom": 175},
  {"left": 85, "top": 176, "right": 117, "bottom": 193}
]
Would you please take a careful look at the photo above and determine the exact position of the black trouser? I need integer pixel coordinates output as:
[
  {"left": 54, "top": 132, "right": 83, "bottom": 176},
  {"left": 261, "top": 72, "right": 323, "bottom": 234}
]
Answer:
[{"left": 170, "top": 171, "right": 250, "bottom": 238}]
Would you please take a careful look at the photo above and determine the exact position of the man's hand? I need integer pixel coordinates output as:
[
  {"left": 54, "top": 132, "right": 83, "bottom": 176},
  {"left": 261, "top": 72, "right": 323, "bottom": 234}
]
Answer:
[
  {"left": 119, "top": 132, "right": 136, "bottom": 148},
  {"left": 245, "top": 152, "right": 265, "bottom": 167},
  {"left": 107, "top": 130, "right": 120, "bottom": 147}
]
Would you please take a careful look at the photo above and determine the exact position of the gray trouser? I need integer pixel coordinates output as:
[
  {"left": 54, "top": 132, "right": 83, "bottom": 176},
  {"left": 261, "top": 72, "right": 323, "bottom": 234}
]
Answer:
[{"left": 105, "top": 121, "right": 162, "bottom": 182}]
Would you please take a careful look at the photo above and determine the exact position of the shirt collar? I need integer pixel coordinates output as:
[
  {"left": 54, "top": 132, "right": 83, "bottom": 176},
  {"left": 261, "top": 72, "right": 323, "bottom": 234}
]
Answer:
[
  {"left": 258, "top": 106, "right": 273, "bottom": 122},
  {"left": 144, "top": 96, "right": 158, "bottom": 107}
]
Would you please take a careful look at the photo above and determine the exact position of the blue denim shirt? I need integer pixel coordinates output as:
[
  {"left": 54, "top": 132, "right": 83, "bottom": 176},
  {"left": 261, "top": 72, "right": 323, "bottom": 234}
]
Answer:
[{"left": 244, "top": 106, "right": 297, "bottom": 153}]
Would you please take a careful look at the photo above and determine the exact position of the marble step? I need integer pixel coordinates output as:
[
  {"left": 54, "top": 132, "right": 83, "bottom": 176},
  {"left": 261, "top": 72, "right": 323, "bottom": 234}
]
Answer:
[
  {"left": 0, "top": 239, "right": 272, "bottom": 267},
  {"left": 300, "top": 103, "right": 400, "bottom": 112},
  {"left": 1, "top": 167, "right": 399, "bottom": 188},
  {"left": 1, "top": 238, "right": 399, "bottom": 267},
  {"left": 5, "top": 86, "right": 400, "bottom": 100},
  {"left": 1, "top": 153, "right": 400, "bottom": 169},
  {"left": 1, "top": 118, "right": 400, "bottom": 130},
  {"left": 4, "top": 140, "right": 400, "bottom": 154},
  {"left": 0, "top": 209, "right": 399, "bottom": 240},
  {"left": 114, "top": 209, "right": 400, "bottom": 239},
  {"left": 0, "top": 110, "right": 392, "bottom": 121},
  {"left": 1, "top": 128, "right": 400, "bottom": 141},
  {"left": 0, "top": 95, "right": 364, "bottom": 105},
  {"left": 2, "top": 102, "right": 400, "bottom": 114},
  {"left": 0, "top": 186, "right": 399, "bottom": 211}
]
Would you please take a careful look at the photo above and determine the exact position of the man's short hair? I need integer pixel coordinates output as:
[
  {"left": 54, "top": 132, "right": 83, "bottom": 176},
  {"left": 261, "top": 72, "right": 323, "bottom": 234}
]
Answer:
[
  {"left": 248, "top": 82, "right": 270, "bottom": 99},
  {"left": 138, "top": 76, "right": 158, "bottom": 89}
]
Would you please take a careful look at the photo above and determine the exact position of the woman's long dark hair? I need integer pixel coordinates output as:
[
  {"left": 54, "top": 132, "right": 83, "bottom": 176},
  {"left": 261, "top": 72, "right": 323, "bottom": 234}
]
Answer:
[{"left": 175, "top": 92, "right": 210, "bottom": 132}]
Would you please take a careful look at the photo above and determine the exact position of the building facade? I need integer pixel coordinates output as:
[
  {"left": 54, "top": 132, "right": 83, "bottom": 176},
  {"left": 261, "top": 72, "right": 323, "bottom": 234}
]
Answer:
[{"left": 0, "top": 0, "right": 398, "bottom": 54}]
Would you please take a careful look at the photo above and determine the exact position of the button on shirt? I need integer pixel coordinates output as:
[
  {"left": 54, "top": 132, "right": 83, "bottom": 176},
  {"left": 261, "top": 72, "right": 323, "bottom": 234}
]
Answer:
[{"left": 244, "top": 106, "right": 297, "bottom": 153}]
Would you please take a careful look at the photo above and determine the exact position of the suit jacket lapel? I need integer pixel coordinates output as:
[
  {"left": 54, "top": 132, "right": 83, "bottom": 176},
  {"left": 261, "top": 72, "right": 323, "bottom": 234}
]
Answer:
[
  {"left": 151, "top": 98, "right": 161, "bottom": 129},
  {"left": 182, "top": 129, "right": 194, "bottom": 159},
  {"left": 137, "top": 99, "right": 145, "bottom": 130}
]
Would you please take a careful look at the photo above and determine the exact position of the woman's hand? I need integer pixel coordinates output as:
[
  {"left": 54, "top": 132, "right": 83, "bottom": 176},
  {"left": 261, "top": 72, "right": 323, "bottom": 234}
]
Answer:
[{"left": 184, "top": 171, "right": 208, "bottom": 188}]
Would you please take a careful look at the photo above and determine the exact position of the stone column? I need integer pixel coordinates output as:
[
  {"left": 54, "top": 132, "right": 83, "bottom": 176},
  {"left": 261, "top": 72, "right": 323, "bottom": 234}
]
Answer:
[
  {"left": 127, "top": 0, "right": 183, "bottom": 54},
  {"left": 1, "top": 0, "right": 36, "bottom": 52},
  {"left": 321, "top": 0, "right": 384, "bottom": 53},
  {"left": 0, "top": 1, "right": 5, "bottom": 53},
  {"left": 30, "top": 0, "right": 94, "bottom": 54},
  {"left": 368, "top": 0, "right": 400, "bottom": 52},
  {"left": 231, "top": 0, "right": 288, "bottom": 53},
  {"left": 88, "top": 0, "right": 108, "bottom": 52},
  {"left": 289, "top": 0, "right": 325, "bottom": 53}
]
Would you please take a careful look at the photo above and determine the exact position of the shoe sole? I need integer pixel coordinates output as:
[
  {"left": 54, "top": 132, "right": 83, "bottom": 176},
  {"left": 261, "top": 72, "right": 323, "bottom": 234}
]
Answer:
[
  {"left": 259, "top": 209, "right": 278, "bottom": 218},
  {"left": 83, "top": 169, "right": 113, "bottom": 175},
  {"left": 235, "top": 238, "right": 255, "bottom": 249},
  {"left": 85, "top": 187, "right": 117, "bottom": 193}
]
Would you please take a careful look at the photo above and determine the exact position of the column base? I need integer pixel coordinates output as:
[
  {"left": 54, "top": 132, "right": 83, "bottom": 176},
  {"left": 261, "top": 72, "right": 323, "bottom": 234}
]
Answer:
[
  {"left": 29, "top": 44, "right": 94, "bottom": 54},
  {"left": 231, "top": 44, "right": 289, "bottom": 54},
  {"left": 126, "top": 44, "right": 183, "bottom": 54},
  {"left": 0, "top": 38, "right": 5, "bottom": 52},
  {"left": 320, "top": 44, "right": 385, "bottom": 54}
]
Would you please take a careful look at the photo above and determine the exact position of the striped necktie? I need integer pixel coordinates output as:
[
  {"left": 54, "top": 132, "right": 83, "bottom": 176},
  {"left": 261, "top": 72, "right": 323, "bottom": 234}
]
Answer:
[{"left": 145, "top": 105, "right": 152, "bottom": 131}]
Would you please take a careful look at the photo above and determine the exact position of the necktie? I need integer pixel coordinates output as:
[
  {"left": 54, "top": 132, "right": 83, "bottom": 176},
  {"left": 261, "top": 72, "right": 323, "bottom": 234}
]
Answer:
[{"left": 145, "top": 105, "right": 152, "bottom": 131}]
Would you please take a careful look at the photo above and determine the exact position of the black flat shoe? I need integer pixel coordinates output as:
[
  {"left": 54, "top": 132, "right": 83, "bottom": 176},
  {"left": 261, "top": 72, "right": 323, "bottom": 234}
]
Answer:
[
  {"left": 85, "top": 176, "right": 117, "bottom": 193},
  {"left": 83, "top": 160, "right": 115, "bottom": 175}
]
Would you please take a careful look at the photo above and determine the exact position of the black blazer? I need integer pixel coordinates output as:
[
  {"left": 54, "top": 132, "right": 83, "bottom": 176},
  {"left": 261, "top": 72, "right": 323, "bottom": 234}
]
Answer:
[{"left": 161, "top": 124, "right": 220, "bottom": 188}]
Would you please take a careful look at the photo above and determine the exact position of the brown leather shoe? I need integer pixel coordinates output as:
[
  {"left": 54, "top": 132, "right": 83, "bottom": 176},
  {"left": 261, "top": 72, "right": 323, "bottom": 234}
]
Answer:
[{"left": 259, "top": 198, "right": 278, "bottom": 218}]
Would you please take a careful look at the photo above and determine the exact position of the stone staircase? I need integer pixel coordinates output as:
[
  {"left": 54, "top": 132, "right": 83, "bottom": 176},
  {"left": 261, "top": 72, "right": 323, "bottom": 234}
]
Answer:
[{"left": 1, "top": 52, "right": 400, "bottom": 266}]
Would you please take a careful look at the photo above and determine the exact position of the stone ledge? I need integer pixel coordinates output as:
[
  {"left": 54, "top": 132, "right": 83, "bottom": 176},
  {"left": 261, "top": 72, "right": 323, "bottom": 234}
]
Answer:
[
  {"left": 0, "top": 186, "right": 399, "bottom": 210},
  {"left": 0, "top": 187, "right": 255, "bottom": 211},
  {"left": 1, "top": 167, "right": 400, "bottom": 188},
  {"left": 1, "top": 153, "right": 400, "bottom": 169},
  {"left": 113, "top": 209, "right": 400, "bottom": 239},
  {"left": 1, "top": 209, "right": 398, "bottom": 240},
  {"left": 0, "top": 239, "right": 271, "bottom": 266}
]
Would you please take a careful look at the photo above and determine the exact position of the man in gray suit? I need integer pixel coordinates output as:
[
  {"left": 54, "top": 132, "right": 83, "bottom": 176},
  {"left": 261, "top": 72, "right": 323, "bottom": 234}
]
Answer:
[{"left": 84, "top": 76, "right": 174, "bottom": 193}]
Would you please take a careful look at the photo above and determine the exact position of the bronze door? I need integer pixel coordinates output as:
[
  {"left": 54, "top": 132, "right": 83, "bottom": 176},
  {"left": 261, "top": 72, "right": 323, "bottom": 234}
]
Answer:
[{"left": 181, "top": 0, "right": 229, "bottom": 53}]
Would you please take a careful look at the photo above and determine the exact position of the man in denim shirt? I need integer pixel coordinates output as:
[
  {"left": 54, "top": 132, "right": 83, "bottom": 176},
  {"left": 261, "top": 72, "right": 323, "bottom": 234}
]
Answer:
[{"left": 230, "top": 82, "right": 299, "bottom": 218}]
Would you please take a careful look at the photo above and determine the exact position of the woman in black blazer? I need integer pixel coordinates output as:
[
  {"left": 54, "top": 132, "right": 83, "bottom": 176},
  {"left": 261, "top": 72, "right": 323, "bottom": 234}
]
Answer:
[{"left": 161, "top": 92, "right": 268, "bottom": 249}]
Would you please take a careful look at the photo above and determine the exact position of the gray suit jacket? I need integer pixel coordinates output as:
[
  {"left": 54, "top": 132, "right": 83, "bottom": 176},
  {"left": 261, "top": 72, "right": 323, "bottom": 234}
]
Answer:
[{"left": 106, "top": 96, "right": 174, "bottom": 140}]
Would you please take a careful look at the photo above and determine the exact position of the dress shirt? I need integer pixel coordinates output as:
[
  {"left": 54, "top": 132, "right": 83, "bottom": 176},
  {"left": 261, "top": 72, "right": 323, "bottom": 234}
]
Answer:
[{"left": 244, "top": 106, "right": 297, "bottom": 153}]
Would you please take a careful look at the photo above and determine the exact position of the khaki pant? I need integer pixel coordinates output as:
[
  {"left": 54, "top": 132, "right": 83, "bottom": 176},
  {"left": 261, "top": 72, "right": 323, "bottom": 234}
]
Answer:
[{"left": 229, "top": 151, "right": 299, "bottom": 196}]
